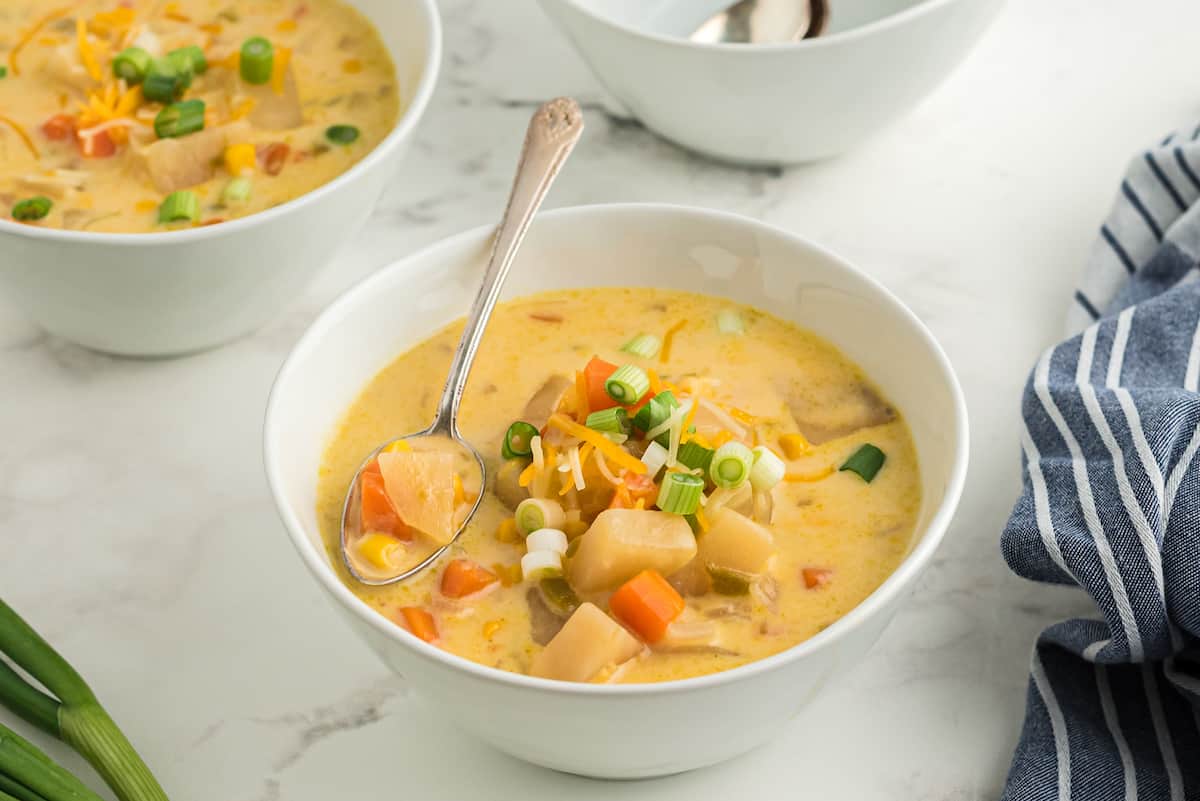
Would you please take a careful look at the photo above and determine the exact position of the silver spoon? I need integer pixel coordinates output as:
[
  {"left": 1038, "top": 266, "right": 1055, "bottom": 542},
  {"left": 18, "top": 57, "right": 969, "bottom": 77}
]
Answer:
[
  {"left": 340, "top": 97, "right": 584, "bottom": 586},
  {"left": 690, "top": 0, "right": 828, "bottom": 44}
]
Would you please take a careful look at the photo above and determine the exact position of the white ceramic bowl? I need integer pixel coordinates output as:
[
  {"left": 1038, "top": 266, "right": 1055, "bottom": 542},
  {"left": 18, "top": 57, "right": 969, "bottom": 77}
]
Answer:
[
  {"left": 0, "top": 0, "right": 440, "bottom": 357},
  {"left": 264, "top": 204, "right": 968, "bottom": 778},
  {"left": 537, "top": 0, "right": 1002, "bottom": 165}
]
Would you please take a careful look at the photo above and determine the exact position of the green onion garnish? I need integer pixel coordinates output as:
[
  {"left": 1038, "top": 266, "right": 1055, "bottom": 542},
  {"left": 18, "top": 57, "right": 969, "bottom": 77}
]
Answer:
[
  {"left": 168, "top": 45, "right": 207, "bottom": 76},
  {"left": 631, "top": 390, "right": 678, "bottom": 433},
  {"left": 605, "top": 364, "right": 650, "bottom": 405},
  {"left": 0, "top": 66, "right": 7, "bottom": 79},
  {"left": 749, "top": 446, "right": 785, "bottom": 491},
  {"left": 656, "top": 472, "right": 704, "bottom": 516},
  {"left": 239, "top": 36, "right": 274, "bottom": 84},
  {"left": 515, "top": 498, "right": 563, "bottom": 536},
  {"left": 840, "top": 444, "right": 886, "bottom": 483},
  {"left": 585, "top": 407, "right": 629, "bottom": 435},
  {"left": 709, "top": 441, "right": 753, "bottom": 489},
  {"left": 325, "top": 124, "right": 360, "bottom": 145},
  {"left": 676, "top": 441, "right": 714, "bottom": 472},
  {"left": 500, "top": 421, "right": 539, "bottom": 460},
  {"left": 163, "top": 51, "right": 195, "bottom": 89},
  {"left": 141, "top": 60, "right": 184, "bottom": 103},
  {"left": 153, "top": 99, "right": 205, "bottom": 139},
  {"left": 620, "top": 333, "right": 661, "bottom": 359},
  {"left": 539, "top": 577, "right": 580, "bottom": 616},
  {"left": 221, "top": 176, "right": 252, "bottom": 206},
  {"left": 707, "top": 564, "right": 754, "bottom": 595},
  {"left": 11, "top": 197, "right": 52, "bottom": 222},
  {"left": 716, "top": 309, "right": 746, "bottom": 335},
  {"left": 112, "top": 47, "right": 151, "bottom": 83},
  {"left": 684, "top": 513, "right": 701, "bottom": 534},
  {"left": 157, "top": 191, "right": 199, "bottom": 224}
]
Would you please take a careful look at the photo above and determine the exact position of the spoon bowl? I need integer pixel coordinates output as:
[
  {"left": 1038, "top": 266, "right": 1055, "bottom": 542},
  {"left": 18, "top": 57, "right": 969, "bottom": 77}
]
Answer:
[
  {"left": 690, "top": 0, "right": 828, "bottom": 44},
  {"left": 338, "top": 97, "right": 584, "bottom": 585}
]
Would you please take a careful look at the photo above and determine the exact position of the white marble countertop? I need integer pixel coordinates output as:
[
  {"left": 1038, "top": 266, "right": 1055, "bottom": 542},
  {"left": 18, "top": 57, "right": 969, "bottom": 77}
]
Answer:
[{"left": 3, "top": 0, "right": 1198, "bottom": 797}]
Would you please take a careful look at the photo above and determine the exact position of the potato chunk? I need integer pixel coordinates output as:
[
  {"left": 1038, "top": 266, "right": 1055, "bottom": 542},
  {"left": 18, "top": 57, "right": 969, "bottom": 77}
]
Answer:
[
  {"left": 134, "top": 121, "right": 250, "bottom": 193},
  {"left": 530, "top": 602, "right": 641, "bottom": 682},
  {"left": 521, "top": 375, "right": 572, "bottom": 431},
  {"left": 568, "top": 510, "right": 697, "bottom": 592},
  {"left": 377, "top": 450, "right": 455, "bottom": 544},
  {"left": 698, "top": 508, "right": 774, "bottom": 575}
]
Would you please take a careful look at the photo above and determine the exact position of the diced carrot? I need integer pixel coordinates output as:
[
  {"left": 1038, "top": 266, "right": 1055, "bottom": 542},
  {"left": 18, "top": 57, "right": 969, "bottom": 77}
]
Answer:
[
  {"left": 607, "top": 483, "right": 633, "bottom": 510},
  {"left": 399, "top": 607, "right": 438, "bottom": 642},
  {"left": 440, "top": 559, "right": 498, "bottom": 598},
  {"left": 362, "top": 458, "right": 382, "bottom": 476},
  {"left": 583, "top": 356, "right": 619, "bottom": 411},
  {"left": 41, "top": 114, "right": 75, "bottom": 141},
  {"left": 79, "top": 130, "right": 115, "bottom": 158},
  {"left": 361, "top": 470, "right": 410, "bottom": 539},
  {"left": 259, "top": 142, "right": 290, "bottom": 176},
  {"left": 802, "top": 567, "right": 833, "bottom": 589},
  {"left": 623, "top": 472, "right": 657, "bottom": 504},
  {"left": 609, "top": 570, "right": 685, "bottom": 644}
]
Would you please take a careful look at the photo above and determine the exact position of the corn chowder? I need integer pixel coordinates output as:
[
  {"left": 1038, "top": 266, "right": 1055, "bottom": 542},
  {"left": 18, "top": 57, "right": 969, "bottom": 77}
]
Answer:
[
  {"left": 318, "top": 289, "right": 922, "bottom": 684},
  {"left": 0, "top": 0, "right": 399, "bottom": 232}
]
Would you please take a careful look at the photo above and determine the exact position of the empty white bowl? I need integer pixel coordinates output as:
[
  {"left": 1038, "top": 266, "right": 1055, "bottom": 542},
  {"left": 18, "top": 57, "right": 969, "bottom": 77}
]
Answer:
[
  {"left": 264, "top": 203, "right": 968, "bottom": 778},
  {"left": 0, "top": 0, "right": 440, "bottom": 357},
  {"left": 538, "top": 0, "right": 1002, "bottom": 165}
]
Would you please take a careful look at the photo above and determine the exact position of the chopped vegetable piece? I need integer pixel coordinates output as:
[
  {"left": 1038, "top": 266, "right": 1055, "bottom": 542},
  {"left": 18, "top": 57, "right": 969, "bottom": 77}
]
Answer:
[
  {"left": 609, "top": 570, "right": 685, "bottom": 644},
  {"left": 440, "top": 559, "right": 498, "bottom": 598},
  {"left": 41, "top": 114, "right": 74, "bottom": 141},
  {"left": 515, "top": 497, "right": 565, "bottom": 536},
  {"left": 640, "top": 440, "right": 669, "bottom": 478},
  {"left": 568, "top": 509, "right": 697, "bottom": 592},
  {"left": 377, "top": 450, "right": 456, "bottom": 544},
  {"left": 260, "top": 141, "right": 290, "bottom": 176},
  {"left": 840, "top": 444, "right": 886, "bottom": 482},
  {"left": 399, "top": 607, "right": 438, "bottom": 642},
  {"left": 605, "top": 364, "right": 650, "bottom": 405},
  {"left": 699, "top": 508, "right": 774, "bottom": 575},
  {"left": 501, "top": 421, "right": 539, "bottom": 460},
  {"left": 749, "top": 446, "right": 786, "bottom": 491},
  {"left": 778, "top": 433, "right": 810, "bottom": 460},
  {"left": 546, "top": 414, "right": 647, "bottom": 475},
  {"left": 79, "top": 129, "right": 116, "bottom": 159},
  {"left": 710, "top": 441, "right": 754, "bottom": 489},
  {"left": 521, "top": 550, "right": 563, "bottom": 581},
  {"left": 142, "top": 60, "right": 184, "bottom": 103},
  {"left": 583, "top": 356, "right": 619, "bottom": 411},
  {"left": 585, "top": 407, "right": 629, "bottom": 435},
  {"left": 356, "top": 532, "right": 402, "bottom": 571},
  {"left": 154, "top": 99, "right": 205, "bottom": 139},
  {"left": 0, "top": 67, "right": 6, "bottom": 79},
  {"left": 11, "top": 197, "right": 51, "bottom": 222},
  {"left": 325, "top": 124, "right": 360, "bottom": 145},
  {"left": 530, "top": 603, "right": 641, "bottom": 682},
  {"left": 112, "top": 46, "right": 151, "bottom": 83},
  {"left": 526, "top": 528, "right": 568, "bottom": 555},
  {"left": 707, "top": 564, "right": 754, "bottom": 596},
  {"left": 659, "top": 319, "right": 687, "bottom": 362},
  {"left": 169, "top": 45, "right": 207, "bottom": 75},
  {"left": 224, "top": 143, "right": 256, "bottom": 176},
  {"left": 716, "top": 309, "right": 746, "bottom": 335},
  {"left": 157, "top": 190, "right": 198, "bottom": 223},
  {"left": 608, "top": 472, "right": 659, "bottom": 510},
  {"left": 802, "top": 567, "right": 834, "bottom": 589},
  {"left": 495, "top": 517, "right": 520, "bottom": 543},
  {"left": 676, "top": 440, "right": 714, "bottom": 472},
  {"left": 240, "top": 36, "right": 274, "bottom": 84},
  {"left": 221, "top": 176, "right": 252, "bottom": 205},
  {"left": 539, "top": 577, "right": 580, "bottom": 616},
  {"left": 631, "top": 390, "right": 678, "bottom": 436},
  {"left": 656, "top": 472, "right": 704, "bottom": 515},
  {"left": 360, "top": 468, "right": 409, "bottom": 539},
  {"left": 620, "top": 333, "right": 661, "bottom": 359}
]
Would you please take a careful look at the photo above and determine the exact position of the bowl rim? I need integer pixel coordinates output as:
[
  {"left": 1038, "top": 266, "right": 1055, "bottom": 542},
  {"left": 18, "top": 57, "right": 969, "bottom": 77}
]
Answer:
[
  {"left": 263, "top": 202, "right": 970, "bottom": 696},
  {"left": 0, "top": 0, "right": 442, "bottom": 246},
  {"left": 539, "top": 0, "right": 980, "bottom": 53}
]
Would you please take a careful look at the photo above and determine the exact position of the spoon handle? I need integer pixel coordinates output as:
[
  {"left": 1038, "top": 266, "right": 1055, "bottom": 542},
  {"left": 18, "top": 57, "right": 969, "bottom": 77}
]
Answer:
[{"left": 431, "top": 98, "right": 585, "bottom": 434}]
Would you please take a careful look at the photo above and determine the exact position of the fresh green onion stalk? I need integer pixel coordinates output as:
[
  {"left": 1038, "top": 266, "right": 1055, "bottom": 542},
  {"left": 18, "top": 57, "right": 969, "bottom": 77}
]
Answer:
[
  {"left": 840, "top": 443, "right": 886, "bottom": 483},
  {"left": 619, "top": 333, "right": 660, "bottom": 359},
  {"left": 656, "top": 472, "right": 704, "bottom": 515},
  {"left": 158, "top": 191, "right": 199, "bottom": 224},
  {"left": 11, "top": 197, "right": 51, "bottom": 222},
  {"left": 0, "top": 600, "right": 169, "bottom": 801},
  {"left": 709, "top": 441, "right": 754, "bottom": 489},
  {"left": 153, "top": 100, "right": 205, "bottom": 139},
  {"left": 584, "top": 407, "right": 628, "bottom": 435},
  {"left": 239, "top": 37, "right": 274, "bottom": 84},
  {"left": 112, "top": 47, "right": 151, "bottom": 84},
  {"left": 325, "top": 125, "right": 360, "bottom": 145},
  {"left": 604, "top": 365, "right": 650, "bottom": 405},
  {"left": 500, "top": 421, "right": 539, "bottom": 460}
]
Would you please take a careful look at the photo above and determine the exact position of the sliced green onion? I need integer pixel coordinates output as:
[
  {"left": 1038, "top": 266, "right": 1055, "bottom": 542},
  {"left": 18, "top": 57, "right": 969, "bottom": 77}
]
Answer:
[
  {"left": 153, "top": 99, "right": 205, "bottom": 139},
  {"left": 526, "top": 528, "right": 568, "bottom": 555},
  {"left": 676, "top": 441, "right": 714, "bottom": 472},
  {"left": 521, "top": 550, "right": 562, "bottom": 581},
  {"left": 707, "top": 564, "right": 753, "bottom": 595},
  {"left": 619, "top": 333, "right": 661, "bottom": 359},
  {"left": 656, "top": 472, "right": 704, "bottom": 515},
  {"left": 717, "top": 309, "right": 746, "bottom": 335},
  {"left": 585, "top": 407, "right": 629, "bottom": 435},
  {"left": 605, "top": 364, "right": 650, "bottom": 405},
  {"left": 221, "top": 176, "right": 252, "bottom": 206},
  {"left": 631, "top": 390, "right": 678, "bottom": 433},
  {"left": 111, "top": 47, "right": 151, "bottom": 83},
  {"left": 0, "top": 66, "right": 7, "bottom": 79},
  {"left": 141, "top": 60, "right": 184, "bottom": 103},
  {"left": 641, "top": 440, "right": 669, "bottom": 477},
  {"left": 325, "top": 124, "right": 360, "bottom": 145},
  {"left": 11, "top": 197, "right": 51, "bottom": 222},
  {"left": 501, "top": 421, "right": 539, "bottom": 460},
  {"left": 684, "top": 513, "right": 701, "bottom": 535},
  {"left": 710, "top": 441, "right": 753, "bottom": 489},
  {"left": 515, "top": 497, "right": 565, "bottom": 536},
  {"left": 157, "top": 190, "right": 198, "bottom": 224},
  {"left": 539, "top": 577, "right": 579, "bottom": 616},
  {"left": 239, "top": 36, "right": 274, "bottom": 84},
  {"left": 840, "top": 443, "right": 886, "bottom": 483},
  {"left": 168, "top": 45, "right": 207, "bottom": 76},
  {"left": 749, "top": 446, "right": 785, "bottom": 491}
]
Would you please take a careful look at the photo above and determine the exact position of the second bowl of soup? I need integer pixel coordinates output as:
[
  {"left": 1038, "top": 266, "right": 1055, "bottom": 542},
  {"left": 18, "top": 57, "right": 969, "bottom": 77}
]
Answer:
[{"left": 265, "top": 203, "right": 968, "bottom": 778}]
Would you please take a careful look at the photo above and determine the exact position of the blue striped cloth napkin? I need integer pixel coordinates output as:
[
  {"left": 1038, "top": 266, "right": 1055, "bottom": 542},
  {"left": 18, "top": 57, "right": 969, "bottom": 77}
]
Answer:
[{"left": 1001, "top": 126, "right": 1200, "bottom": 800}]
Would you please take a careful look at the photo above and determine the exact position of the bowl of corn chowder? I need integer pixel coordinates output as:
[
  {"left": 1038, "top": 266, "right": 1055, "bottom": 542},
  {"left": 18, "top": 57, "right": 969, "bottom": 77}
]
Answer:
[
  {"left": 265, "top": 204, "right": 969, "bottom": 778},
  {"left": 0, "top": 0, "right": 439, "bottom": 355}
]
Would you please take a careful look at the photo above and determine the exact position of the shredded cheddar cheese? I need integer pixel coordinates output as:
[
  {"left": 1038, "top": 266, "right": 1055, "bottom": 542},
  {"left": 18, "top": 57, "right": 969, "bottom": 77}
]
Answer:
[
  {"left": 547, "top": 414, "right": 646, "bottom": 475},
  {"left": 9, "top": 5, "right": 73, "bottom": 77},
  {"left": 271, "top": 46, "right": 292, "bottom": 94},
  {"left": 0, "top": 117, "right": 40, "bottom": 160},
  {"left": 784, "top": 465, "right": 836, "bottom": 483},
  {"left": 76, "top": 18, "right": 104, "bottom": 82},
  {"left": 659, "top": 319, "right": 688, "bottom": 363}
]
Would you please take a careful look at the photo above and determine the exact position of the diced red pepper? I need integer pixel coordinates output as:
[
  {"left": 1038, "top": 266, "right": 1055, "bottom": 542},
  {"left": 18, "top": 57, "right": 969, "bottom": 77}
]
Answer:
[
  {"left": 259, "top": 142, "right": 290, "bottom": 176},
  {"left": 41, "top": 114, "right": 75, "bottom": 141},
  {"left": 802, "top": 567, "right": 833, "bottom": 589},
  {"left": 79, "top": 130, "right": 116, "bottom": 158}
]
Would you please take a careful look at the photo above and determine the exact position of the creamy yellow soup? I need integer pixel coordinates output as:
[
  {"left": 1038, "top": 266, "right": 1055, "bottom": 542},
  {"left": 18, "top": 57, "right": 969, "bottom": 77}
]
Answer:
[
  {"left": 0, "top": 0, "right": 399, "bottom": 232},
  {"left": 317, "top": 289, "right": 922, "bottom": 684}
]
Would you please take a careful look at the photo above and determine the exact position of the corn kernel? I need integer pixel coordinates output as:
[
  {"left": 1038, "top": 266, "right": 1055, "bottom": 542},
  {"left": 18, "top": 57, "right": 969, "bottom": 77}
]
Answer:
[
  {"left": 275, "top": 18, "right": 297, "bottom": 32},
  {"left": 779, "top": 433, "right": 810, "bottom": 460},
  {"left": 223, "top": 143, "right": 256, "bottom": 177},
  {"left": 382, "top": 439, "right": 412, "bottom": 454},
  {"left": 492, "top": 562, "right": 522, "bottom": 587},
  {"left": 357, "top": 533, "right": 402, "bottom": 570},
  {"left": 495, "top": 518, "right": 519, "bottom": 543},
  {"left": 482, "top": 619, "right": 504, "bottom": 639}
]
